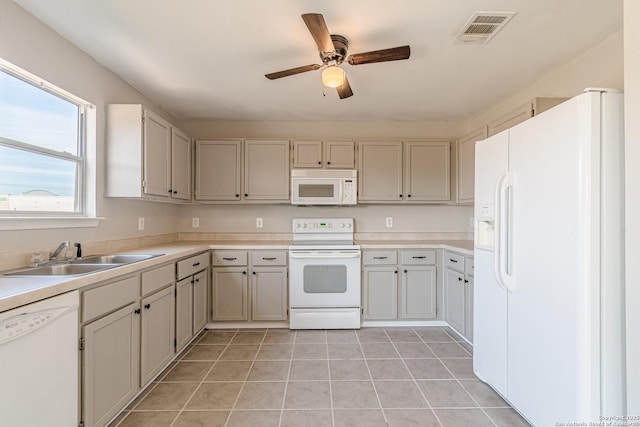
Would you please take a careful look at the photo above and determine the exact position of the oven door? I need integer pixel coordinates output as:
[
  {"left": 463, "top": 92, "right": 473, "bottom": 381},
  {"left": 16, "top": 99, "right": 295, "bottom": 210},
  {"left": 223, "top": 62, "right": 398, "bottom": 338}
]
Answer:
[
  {"left": 292, "top": 178, "right": 342, "bottom": 205},
  {"left": 289, "top": 250, "right": 361, "bottom": 308}
]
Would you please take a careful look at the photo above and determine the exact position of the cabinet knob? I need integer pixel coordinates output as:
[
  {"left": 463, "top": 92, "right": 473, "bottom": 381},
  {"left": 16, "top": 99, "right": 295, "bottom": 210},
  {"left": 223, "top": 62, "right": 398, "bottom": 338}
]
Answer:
[
  {"left": 252, "top": 271, "right": 256, "bottom": 275},
  {"left": 168, "top": 189, "right": 172, "bottom": 193},
  {"left": 318, "top": 161, "right": 321, "bottom": 165},
  {"left": 173, "top": 190, "right": 177, "bottom": 194},
  {"left": 408, "top": 194, "right": 411, "bottom": 198},
  {"left": 134, "top": 309, "right": 141, "bottom": 315},
  {"left": 399, "top": 194, "right": 403, "bottom": 198},
  {"left": 458, "top": 277, "right": 463, "bottom": 282},
  {"left": 464, "top": 279, "right": 469, "bottom": 283},
  {"left": 394, "top": 270, "right": 398, "bottom": 274},
  {"left": 242, "top": 271, "right": 247, "bottom": 275},
  {"left": 327, "top": 161, "right": 331, "bottom": 165},
  {"left": 244, "top": 193, "right": 248, "bottom": 197},
  {"left": 144, "top": 303, "right": 151, "bottom": 309},
  {"left": 404, "top": 269, "right": 408, "bottom": 273},
  {"left": 236, "top": 194, "right": 240, "bottom": 198}
]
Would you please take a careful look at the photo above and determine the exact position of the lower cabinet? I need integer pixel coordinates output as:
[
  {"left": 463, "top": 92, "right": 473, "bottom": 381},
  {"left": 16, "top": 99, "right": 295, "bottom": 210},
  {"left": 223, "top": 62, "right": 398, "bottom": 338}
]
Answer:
[
  {"left": 140, "top": 285, "right": 175, "bottom": 385},
  {"left": 211, "top": 250, "right": 288, "bottom": 322},
  {"left": 362, "top": 250, "right": 436, "bottom": 321},
  {"left": 175, "top": 252, "right": 210, "bottom": 352},
  {"left": 443, "top": 251, "right": 474, "bottom": 342}
]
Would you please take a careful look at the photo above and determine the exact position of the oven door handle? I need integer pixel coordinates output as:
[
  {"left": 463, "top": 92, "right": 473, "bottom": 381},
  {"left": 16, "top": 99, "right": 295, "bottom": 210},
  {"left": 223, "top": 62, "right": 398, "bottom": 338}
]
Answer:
[{"left": 289, "top": 252, "right": 361, "bottom": 259}]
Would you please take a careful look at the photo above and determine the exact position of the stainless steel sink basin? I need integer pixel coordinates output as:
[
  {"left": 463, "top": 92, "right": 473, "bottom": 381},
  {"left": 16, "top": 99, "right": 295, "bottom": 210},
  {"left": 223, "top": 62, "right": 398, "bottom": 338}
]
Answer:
[
  {"left": 5, "top": 263, "right": 120, "bottom": 277},
  {"left": 71, "top": 254, "right": 161, "bottom": 265}
]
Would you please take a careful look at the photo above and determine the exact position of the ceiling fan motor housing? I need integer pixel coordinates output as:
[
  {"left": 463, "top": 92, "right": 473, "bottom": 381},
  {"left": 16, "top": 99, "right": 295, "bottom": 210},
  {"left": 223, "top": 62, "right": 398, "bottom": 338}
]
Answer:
[{"left": 320, "top": 34, "right": 349, "bottom": 64}]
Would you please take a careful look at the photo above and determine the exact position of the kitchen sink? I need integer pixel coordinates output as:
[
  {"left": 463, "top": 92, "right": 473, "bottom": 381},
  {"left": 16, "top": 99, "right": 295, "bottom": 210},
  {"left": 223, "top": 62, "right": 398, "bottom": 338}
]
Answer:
[
  {"left": 5, "top": 263, "right": 120, "bottom": 276},
  {"left": 71, "top": 254, "right": 161, "bottom": 265}
]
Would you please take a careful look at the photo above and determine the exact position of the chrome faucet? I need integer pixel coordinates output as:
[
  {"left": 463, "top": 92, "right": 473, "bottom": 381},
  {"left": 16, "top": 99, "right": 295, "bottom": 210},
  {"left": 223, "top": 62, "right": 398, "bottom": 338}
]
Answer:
[{"left": 50, "top": 241, "right": 70, "bottom": 260}]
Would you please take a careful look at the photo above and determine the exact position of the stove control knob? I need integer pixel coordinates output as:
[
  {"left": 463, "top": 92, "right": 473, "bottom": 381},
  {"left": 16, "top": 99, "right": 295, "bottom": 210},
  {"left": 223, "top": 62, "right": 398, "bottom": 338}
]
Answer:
[
  {"left": 302, "top": 223, "right": 308, "bottom": 228},
  {"left": 346, "top": 223, "right": 352, "bottom": 228},
  {"left": 295, "top": 223, "right": 301, "bottom": 228},
  {"left": 340, "top": 223, "right": 346, "bottom": 228}
]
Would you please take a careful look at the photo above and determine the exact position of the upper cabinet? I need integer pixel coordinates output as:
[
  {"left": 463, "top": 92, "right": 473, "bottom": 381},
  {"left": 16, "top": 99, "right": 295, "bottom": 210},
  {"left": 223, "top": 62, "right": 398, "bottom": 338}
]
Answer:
[
  {"left": 195, "top": 139, "right": 290, "bottom": 203},
  {"left": 358, "top": 141, "right": 451, "bottom": 203},
  {"left": 456, "top": 127, "right": 487, "bottom": 204},
  {"left": 487, "top": 97, "right": 568, "bottom": 137},
  {"left": 105, "top": 104, "right": 191, "bottom": 202},
  {"left": 292, "top": 140, "right": 355, "bottom": 169}
]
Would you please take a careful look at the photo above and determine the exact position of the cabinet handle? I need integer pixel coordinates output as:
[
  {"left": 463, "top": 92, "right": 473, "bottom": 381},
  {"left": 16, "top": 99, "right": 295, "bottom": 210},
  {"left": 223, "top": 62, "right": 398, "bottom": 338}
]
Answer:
[
  {"left": 449, "top": 259, "right": 458, "bottom": 263},
  {"left": 457, "top": 277, "right": 463, "bottom": 282},
  {"left": 412, "top": 256, "right": 426, "bottom": 259},
  {"left": 195, "top": 278, "right": 200, "bottom": 283},
  {"left": 408, "top": 194, "right": 412, "bottom": 198},
  {"left": 404, "top": 269, "right": 408, "bottom": 273},
  {"left": 318, "top": 161, "right": 321, "bottom": 165},
  {"left": 244, "top": 193, "right": 248, "bottom": 197},
  {"left": 222, "top": 257, "right": 237, "bottom": 261},
  {"left": 262, "top": 257, "right": 277, "bottom": 260},
  {"left": 242, "top": 271, "right": 247, "bottom": 275},
  {"left": 144, "top": 303, "right": 151, "bottom": 309},
  {"left": 399, "top": 194, "right": 403, "bottom": 198},
  {"left": 236, "top": 194, "right": 240, "bottom": 198},
  {"left": 192, "top": 262, "right": 201, "bottom": 267},
  {"left": 464, "top": 279, "right": 469, "bottom": 283},
  {"left": 327, "top": 161, "right": 331, "bottom": 165},
  {"left": 394, "top": 270, "right": 398, "bottom": 274},
  {"left": 252, "top": 271, "right": 256, "bottom": 275},
  {"left": 373, "top": 256, "right": 387, "bottom": 260},
  {"left": 168, "top": 189, "right": 172, "bottom": 193},
  {"left": 173, "top": 190, "right": 177, "bottom": 194},
  {"left": 134, "top": 309, "right": 141, "bottom": 315}
]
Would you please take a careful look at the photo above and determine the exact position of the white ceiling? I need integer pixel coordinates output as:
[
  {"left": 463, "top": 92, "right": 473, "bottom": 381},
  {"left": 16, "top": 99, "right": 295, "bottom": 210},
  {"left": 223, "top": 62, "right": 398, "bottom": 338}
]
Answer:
[{"left": 14, "top": 0, "right": 622, "bottom": 122}]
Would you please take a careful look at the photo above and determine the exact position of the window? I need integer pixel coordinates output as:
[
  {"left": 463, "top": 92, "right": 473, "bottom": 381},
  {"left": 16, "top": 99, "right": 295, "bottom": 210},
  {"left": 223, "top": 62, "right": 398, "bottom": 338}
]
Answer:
[{"left": 0, "top": 60, "right": 89, "bottom": 215}]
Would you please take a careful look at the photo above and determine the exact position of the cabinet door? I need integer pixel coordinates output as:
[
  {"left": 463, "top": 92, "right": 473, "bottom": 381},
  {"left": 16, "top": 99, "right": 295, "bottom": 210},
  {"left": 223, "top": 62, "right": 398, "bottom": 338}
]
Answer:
[
  {"left": 193, "top": 270, "right": 208, "bottom": 333},
  {"left": 487, "top": 102, "right": 533, "bottom": 137},
  {"left": 293, "top": 140, "right": 322, "bottom": 168},
  {"left": 444, "top": 269, "right": 465, "bottom": 334},
  {"left": 362, "top": 266, "right": 398, "bottom": 320},
  {"left": 404, "top": 141, "right": 451, "bottom": 201},
  {"left": 251, "top": 267, "right": 288, "bottom": 321},
  {"left": 143, "top": 109, "right": 171, "bottom": 197},
  {"left": 325, "top": 140, "right": 355, "bottom": 168},
  {"left": 457, "top": 128, "right": 487, "bottom": 203},
  {"left": 82, "top": 303, "right": 140, "bottom": 427},
  {"left": 195, "top": 140, "right": 242, "bottom": 201},
  {"left": 358, "top": 141, "right": 403, "bottom": 202},
  {"left": 400, "top": 266, "right": 436, "bottom": 319},
  {"left": 212, "top": 267, "right": 248, "bottom": 320},
  {"left": 175, "top": 277, "right": 193, "bottom": 353},
  {"left": 141, "top": 286, "right": 175, "bottom": 385},
  {"left": 464, "top": 276, "right": 474, "bottom": 342},
  {"left": 171, "top": 127, "right": 191, "bottom": 200},
  {"left": 244, "top": 140, "right": 290, "bottom": 200}
]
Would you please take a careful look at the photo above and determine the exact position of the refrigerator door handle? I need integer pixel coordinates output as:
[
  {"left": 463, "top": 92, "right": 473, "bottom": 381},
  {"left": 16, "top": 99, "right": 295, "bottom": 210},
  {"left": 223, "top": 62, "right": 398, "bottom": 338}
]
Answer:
[
  {"left": 493, "top": 172, "right": 508, "bottom": 291},
  {"left": 499, "top": 171, "right": 515, "bottom": 292}
]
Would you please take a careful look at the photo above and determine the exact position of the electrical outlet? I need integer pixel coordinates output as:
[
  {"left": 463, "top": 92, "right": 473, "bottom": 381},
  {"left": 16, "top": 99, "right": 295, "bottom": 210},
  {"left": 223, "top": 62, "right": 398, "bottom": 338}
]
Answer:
[
  {"left": 138, "top": 217, "right": 145, "bottom": 230},
  {"left": 385, "top": 217, "right": 393, "bottom": 228},
  {"left": 256, "top": 218, "right": 263, "bottom": 228},
  {"left": 192, "top": 217, "right": 200, "bottom": 228}
]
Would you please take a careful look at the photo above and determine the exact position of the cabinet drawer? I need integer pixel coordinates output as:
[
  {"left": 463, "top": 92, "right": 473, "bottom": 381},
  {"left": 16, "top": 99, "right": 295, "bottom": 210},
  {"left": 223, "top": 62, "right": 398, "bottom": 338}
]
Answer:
[
  {"left": 212, "top": 251, "right": 248, "bottom": 266},
  {"left": 401, "top": 250, "right": 436, "bottom": 265},
  {"left": 177, "top": 252, "right": 209, "bottom": 279},
  {"left": 251, "top": 250, "right": 287, "bottom": 266},
  {"left": 142, "top": 263, "right": 175, "bottom": 296},
  {"left": 363, "top": 251, "right": 397, "bottom": 265},
  {"left": 465, "top": 257, "right": 474, "bottom": 277},
  {"left": 445, "top": 251, "right": 465, "bottom": 272},
  {"left": 82, "top": 275, "right": 139, "bottom": 322}
]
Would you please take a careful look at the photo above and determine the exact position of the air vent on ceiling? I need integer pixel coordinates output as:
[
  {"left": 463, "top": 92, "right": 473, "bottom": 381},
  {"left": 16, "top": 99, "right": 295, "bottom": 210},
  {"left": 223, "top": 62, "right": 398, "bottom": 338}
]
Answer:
[{"left": 453, "top": 12, "right": 516, "bottom": 44}]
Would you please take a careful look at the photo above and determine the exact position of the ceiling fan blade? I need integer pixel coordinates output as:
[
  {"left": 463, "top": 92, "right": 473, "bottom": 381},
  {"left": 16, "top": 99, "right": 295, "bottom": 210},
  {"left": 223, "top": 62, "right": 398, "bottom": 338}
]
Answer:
[
  {"left": 302, "top": 13, "right": 335, "bottom": 53},
  {"left": 265, "top": 64, "right": 322, "bottom": 80},
  {"left": 347, "top": 45, "right": 411, "bottom": 65},
  {"left": 336, "top": 75, "right": 353, "bottom": 99}
]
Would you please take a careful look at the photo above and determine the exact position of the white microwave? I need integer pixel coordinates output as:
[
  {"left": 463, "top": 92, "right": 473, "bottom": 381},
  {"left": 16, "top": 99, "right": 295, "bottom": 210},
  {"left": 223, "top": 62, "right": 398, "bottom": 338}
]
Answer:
[{"left": 291, "top": 169, "right": 357, "bottom": 205}]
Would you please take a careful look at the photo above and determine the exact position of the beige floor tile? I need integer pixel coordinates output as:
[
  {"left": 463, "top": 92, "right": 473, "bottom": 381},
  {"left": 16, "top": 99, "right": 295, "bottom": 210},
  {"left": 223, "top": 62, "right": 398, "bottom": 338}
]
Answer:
[
  {"left": 234, "top": 381, "right": 286, "bottom": 409},
  {"left": 256, "top": 344, "right": 294, "bottom": 360},
  {"left": 485, "top": 408, "right": 532, "bottom": 427},
  {"left": 442, "top": 358, "right": 476, "bottom": 379},
  {"left": 281, "top": 409, "right": 333, "bottom": 427},
  {"left": 293, "top": 343, "right": 328, "bottom": 359},
  {"left": 135, "top": 383, "right": 198, "bottom": 410},
  {"left": 218, "top": 344, "right": 260, "bottom": 361},
  {"left": 247, "top": 360, "right": 290, "bottom": 381},
  {"left": 231, "top": 331, "right": 266, "bottom": 344},
  {"left": 427, "top": 342, "right": 472, "bottom": 358},
  {"left": 333, "top": 409, "right": 387, "bottom": 427},
  {"left": 263, "top": 330, "right": 296, "bottom": 344},
  {"left": 327, "top": 330, "right": 358, "bottom": 343},
  {"left": 331, "top": 381, "right": 380, "bottom": 409},
  {"left": 182, "top": 344, "right": 226, "bottom": 361},
  {"left": 284, "top": 381, "right": 332, "bottom": 409},
  {"left": 374, "top": 380, "right": 428, "bottom": 408},
  {"left": 394, "top": 342, "right": 437, "bottom": 358},
  {"left": 459, "top": 380, "right": 510, "bottom": 407},
  {"left": 118, "top": 411, "right": 178, "bottom": 427},
  {"left": 329, "top": 359, "right": 371, "bottom": 380},
  {"left": 172, "top": 410, "right": 229, "bottom": 427},
  {"left": 226, "top": 410, "right": 281, "bottom": 427},
  {"left": 162, "top": 361, "right": 213, "bottom": 382},
  {"left": 414, "top": 328, "right": 456, "bottom": 343},
  {"left": 295, "top": 330, "right": 327, "bottom": 343},
  {"left": 385, "top": 328, "right": 421, "bottom": 342},
  {"left": 417, "top": 380, "right": 477, "bottom": 408},
  {"left": 289, "top": 359, "right": 330, "bottom": 380},
  {"left": 356, "top": 328, "right": 390, "bottom": 343},
  {"left": 198, "top": 331, "right": 236, "bottom": 345},
  {"left": 366, "top": 359, "right": 412, "bottom": 380},
  {"left": 328, "top": 343, "right": 364, "bottom": 359},
  {"left": 434, "top": 408, "right": 496, "bottom": 427},
  {"left": 205, "top": 361, "right": 252, "bottom": 381},
  {"left": 360, "top": 342, "right": 400, "bottom": 359},
  {"left": 404, "top": 359, "right": 454, "bottom": 379},
  {"left": 384, "top": 408, "right": 440, "bottom": 426},
  {"left": 186, "top": 382, "right": 243, "bottom": 409}
]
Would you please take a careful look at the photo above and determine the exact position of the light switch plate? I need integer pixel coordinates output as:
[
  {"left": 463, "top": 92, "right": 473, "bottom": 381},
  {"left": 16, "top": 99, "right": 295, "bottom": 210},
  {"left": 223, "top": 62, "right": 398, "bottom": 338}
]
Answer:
[
  {"left": 138, "top": 217, "right": 145, "bottom": 230},
  {"left": 256, "top": 218, "right": 263, "bottom": 228}
]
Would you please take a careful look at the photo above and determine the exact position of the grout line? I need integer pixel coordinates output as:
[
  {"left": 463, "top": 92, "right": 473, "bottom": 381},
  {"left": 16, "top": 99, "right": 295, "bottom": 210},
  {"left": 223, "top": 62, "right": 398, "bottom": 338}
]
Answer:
[
  {"left": 355, "top": 329, "right": 387, "bottom": 424},
  {"left": 324, "top": 330, "right": 336, "bottom": 427},
  {"left": 277, "top": 328, "right": 296, "bottom": 427}
]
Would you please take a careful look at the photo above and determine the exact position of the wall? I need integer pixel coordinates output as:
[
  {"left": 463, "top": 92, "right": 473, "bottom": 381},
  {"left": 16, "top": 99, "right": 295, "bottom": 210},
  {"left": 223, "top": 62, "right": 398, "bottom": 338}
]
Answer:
[
  {"left": 0, "top": 0, "right": 182, "bottom": 253},
  {"left": 623, "top": 0, "right": 639, "bottom": 415}
]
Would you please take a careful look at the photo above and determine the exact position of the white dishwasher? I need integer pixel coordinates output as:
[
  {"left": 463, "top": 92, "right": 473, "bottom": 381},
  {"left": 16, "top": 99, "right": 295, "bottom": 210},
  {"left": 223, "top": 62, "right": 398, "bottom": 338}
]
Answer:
[{"left": 0, "top": 290, "right": 79, "bottom": 427}]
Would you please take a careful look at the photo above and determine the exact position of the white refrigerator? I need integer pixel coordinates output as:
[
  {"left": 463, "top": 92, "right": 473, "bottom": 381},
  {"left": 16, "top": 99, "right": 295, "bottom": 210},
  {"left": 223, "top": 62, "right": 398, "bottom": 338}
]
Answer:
[{"left": 473, "top": 89, "right": 626, "bottom": 426}]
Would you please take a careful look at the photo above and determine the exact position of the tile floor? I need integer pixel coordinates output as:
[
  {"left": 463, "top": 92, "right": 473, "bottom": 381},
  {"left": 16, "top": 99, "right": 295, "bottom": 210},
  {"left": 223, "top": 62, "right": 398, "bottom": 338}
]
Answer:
[{"left": 109, "top": 326, "right": 531, "bottom": 427}]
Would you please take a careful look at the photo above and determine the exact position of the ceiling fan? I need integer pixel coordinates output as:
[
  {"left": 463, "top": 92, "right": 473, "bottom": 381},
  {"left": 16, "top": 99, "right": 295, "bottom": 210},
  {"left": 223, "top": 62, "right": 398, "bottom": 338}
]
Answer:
[{"left": 265, "top": 13, "right": 411, "bottom": 99}]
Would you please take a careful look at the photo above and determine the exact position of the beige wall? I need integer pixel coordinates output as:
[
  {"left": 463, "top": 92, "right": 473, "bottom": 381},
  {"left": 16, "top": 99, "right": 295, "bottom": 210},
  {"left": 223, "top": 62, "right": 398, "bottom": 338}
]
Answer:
[
  {"left": 0, "top": 0, "right": 182, "bottom": 253},
  {"left": 624, "top": 0, "right": 639, "bottom": 415}
]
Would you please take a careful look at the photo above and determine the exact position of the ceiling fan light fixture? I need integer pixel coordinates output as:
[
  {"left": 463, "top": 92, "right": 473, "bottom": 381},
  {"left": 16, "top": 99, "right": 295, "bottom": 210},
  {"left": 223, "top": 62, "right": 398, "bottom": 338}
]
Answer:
[{"left": 322, "top": 66, "right": 345, "bottom": 88}]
